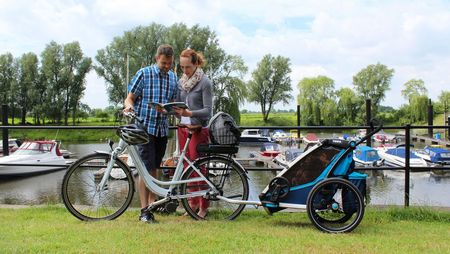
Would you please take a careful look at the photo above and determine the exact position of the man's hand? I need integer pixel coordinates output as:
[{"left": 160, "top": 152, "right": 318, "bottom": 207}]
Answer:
[{"left": 123, "top": 105, "right": 134, "bottom": 113}]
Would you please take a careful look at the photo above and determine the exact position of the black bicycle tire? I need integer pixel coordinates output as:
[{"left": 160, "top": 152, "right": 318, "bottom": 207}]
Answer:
[
  {"left": 306, "top": 178, "right": 364, "bottom": 233},
  {"left": 180, "top": 155, "right": 249, "bottom": 221},
  {"left": 61, "top": 153, "right": 134, "bottom": 221}
]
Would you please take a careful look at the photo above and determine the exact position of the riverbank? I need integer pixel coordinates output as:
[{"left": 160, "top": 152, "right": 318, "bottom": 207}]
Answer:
[
  {"left": 5, "top": 112, "right": 447, "bottom": 142},
  {"left": 1, "top": 205, "right": 449, "bottom": 253}
]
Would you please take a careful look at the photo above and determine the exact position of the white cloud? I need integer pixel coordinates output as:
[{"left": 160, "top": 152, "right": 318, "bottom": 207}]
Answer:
[{"left": 1, "top": 0, "right": 450, "bottom": 110}]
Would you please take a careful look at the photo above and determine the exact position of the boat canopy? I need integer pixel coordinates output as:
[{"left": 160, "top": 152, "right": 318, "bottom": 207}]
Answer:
[
  {"left": 386, "top": 147, "right": 420, "bottom": 159},
  {"left": 425, "top": 147, "right": 450, "bottom": 162},
  {"left": 355, "top": 146, "right": 380, "bottom": 162},
  {"left": 13, "top": 141, "right": 61, "bottom": 156}
]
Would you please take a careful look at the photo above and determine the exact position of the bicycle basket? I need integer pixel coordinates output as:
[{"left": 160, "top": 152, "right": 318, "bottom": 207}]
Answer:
[{"left": 207, "top": 112, "right": 241, "bottom": 145}]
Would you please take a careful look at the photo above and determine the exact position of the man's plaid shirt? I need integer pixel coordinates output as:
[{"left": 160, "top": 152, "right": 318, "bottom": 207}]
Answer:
[{"left": 128, "top": 65, "right": 177, "bottom": 136}]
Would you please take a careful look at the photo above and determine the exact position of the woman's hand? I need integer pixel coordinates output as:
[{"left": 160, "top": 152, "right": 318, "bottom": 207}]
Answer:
[{"left": 173, "top": 106, "right": 192, "bottom": 117}]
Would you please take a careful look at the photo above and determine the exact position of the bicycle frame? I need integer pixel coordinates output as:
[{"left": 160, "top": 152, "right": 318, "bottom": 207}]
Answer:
[{"left": 97, "top": 133, "right": 220, "bottom": 202}]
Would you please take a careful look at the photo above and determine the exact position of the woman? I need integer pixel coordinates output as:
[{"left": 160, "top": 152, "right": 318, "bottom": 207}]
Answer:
[{"left": 173, "top": 49, "right": 213, "bottom": 218}]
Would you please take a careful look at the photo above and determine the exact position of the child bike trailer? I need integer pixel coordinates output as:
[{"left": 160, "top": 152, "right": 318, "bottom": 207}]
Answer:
[{"left": 259, "top": 139, "right": 367, "bottom": 233}]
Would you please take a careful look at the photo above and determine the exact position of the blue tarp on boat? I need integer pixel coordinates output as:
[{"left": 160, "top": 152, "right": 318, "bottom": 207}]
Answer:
[{"left": 354, "top": 145, "right": 380, "bottom": 162}]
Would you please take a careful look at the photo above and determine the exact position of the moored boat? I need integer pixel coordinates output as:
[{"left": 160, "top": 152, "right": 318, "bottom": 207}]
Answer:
[
  {"left": 239, "top": 129, "right": 273, "bottom": 144},
  {"left": 273, "top": 148, "right": 303, "bottom": 168},
  {"left": 353, "top": 145, "right": 383, "bottom": 167},
  {"left": 0, "top": 141, "right": 67, "bottom": 177},
  {"left": 302, "top": 133, "right": 318, "bottom": 144},
  {"left": 259, "top": 142, "right": 281, "bottom": 158},
  {"left": 414, "top": 146, "right": 450, "bottom": 165},
  {"left": 0, "top": 139, "right": 21, "bottom": 156},
  {"left": 377, "top": 145, "right": 428, "bottom": 168}
]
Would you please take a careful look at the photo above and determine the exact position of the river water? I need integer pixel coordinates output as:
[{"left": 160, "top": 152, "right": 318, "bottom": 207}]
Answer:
[{"left": 1, "top": 140, "right": 450, "bottom": 207}]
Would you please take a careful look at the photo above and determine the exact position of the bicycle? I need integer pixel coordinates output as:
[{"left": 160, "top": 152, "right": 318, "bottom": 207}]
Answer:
[
  {"left": 62, "top": 111, "right": 383, "bottom": 233},
  {"left": 61, "top": 112, "right": 249, "bottom": 221}
]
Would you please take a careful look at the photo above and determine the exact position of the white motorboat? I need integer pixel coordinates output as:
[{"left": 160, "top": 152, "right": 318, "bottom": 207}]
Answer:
[
  {"left": 414, "top": 146, "right": 450, "bottom": 165},
  {"left": 272, "top": 129, "right": 288, "bottom": 142},
  {"left": 0, "top": 138, "right": 21, "bottom": 156},
  {"left": 377, "top": 145, "right": 428, "bottom": 168},
  {"left": 239, "top": 129, "right": 273, "bottom": 144},
  {"left": 273, "top": 148, "right": 303, "bottom": 168},
  {"left": 0, "top": 141, "right": 67, "bottom": 177}
]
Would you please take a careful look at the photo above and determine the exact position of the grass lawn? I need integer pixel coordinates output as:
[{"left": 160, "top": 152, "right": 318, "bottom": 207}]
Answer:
[{"left": 0, "top": 206, "right": 449, "bottom": 253}]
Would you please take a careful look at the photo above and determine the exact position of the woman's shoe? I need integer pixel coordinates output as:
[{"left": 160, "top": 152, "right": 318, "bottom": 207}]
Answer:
[
  {"left": 182, "top": 207, "right": 199, "bottom": 217},
  {"left": 197, "top": 209, "right": 208, "bottom": 219}
]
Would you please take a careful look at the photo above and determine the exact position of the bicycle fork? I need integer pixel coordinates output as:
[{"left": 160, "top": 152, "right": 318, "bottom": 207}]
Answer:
[{"left": 97, "top": 141, "right": 126, "bottom": 192}]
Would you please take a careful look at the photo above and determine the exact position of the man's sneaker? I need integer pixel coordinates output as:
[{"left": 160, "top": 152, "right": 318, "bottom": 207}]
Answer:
[{"left": 139, "top": 212, "right": 157, "bottom": 224}]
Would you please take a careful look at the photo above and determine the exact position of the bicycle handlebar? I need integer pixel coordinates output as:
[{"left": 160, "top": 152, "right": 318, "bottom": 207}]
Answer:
[{"left": 123, "top": 111, "right": 143, "bottom": 123}]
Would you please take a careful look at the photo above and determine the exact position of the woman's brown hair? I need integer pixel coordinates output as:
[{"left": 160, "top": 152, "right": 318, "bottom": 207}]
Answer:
[{"left": 180, "top": 49, "right": 205, "bottom": 67}]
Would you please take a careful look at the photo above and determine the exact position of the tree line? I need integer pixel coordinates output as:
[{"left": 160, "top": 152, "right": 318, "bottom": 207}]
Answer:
[
  {"left": 1, "top": 22, "right": 449, "bottom": 126},
  {"left": 297, "top": 65, "right": 450, "bottom": 126},
  {"left": 0, "top": 42, "right": 91, "bottom": 125}
]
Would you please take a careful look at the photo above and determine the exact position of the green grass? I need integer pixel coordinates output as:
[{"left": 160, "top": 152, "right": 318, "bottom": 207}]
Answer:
[
  {"left": 9, "top": 129, "right": 119, "bottom": 142},
  {"left": 240, "top": 112, "right": 297, "bottom": 126},
  {"left": 5, "top": 117, "right": 121, "bottom": 142},
  {"left": 0, "top": 206, "right": 449, "bottom": 253}
]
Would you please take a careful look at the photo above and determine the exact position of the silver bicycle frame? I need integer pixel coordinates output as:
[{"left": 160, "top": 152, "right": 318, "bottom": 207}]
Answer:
[{"left": 98, "top": 137, "right": 219, "bottom": 200}]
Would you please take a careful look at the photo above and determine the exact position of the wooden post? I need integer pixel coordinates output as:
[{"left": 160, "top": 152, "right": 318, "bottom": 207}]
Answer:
[
  {"left": 447, "top": 116, "right": 450, "bottom": 141},
  {"left": 404, "top": 124, "right": 411, "bottom": 207},
  {"left": 296, "top": 105, "right": 301, "bottom": 141},
  {"left": 365, "top": 99, "right": 372, "bottom": 147},
  {"left": 2, "top": 105, "right": 9, "bottom": 156},
  {"left": 428, "top": 99, "right": 433, "bottom": 138}
]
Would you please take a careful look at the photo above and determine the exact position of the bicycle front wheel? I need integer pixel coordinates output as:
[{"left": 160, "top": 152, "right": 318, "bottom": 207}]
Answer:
[
  {"left": 61, "top": 153, "right": 135, "bottom": 221},
  {"left": 180, "top": 156, "right": 249, "bottom": 220}
]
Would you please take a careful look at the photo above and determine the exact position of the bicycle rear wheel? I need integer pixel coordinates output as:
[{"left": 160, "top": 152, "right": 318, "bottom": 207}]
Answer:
[
  {"left": 180, "top": 156, "right": 249, "bottom": 220},
  {"left": 61, "top": 153, "right": 134, "bottom": 221}
]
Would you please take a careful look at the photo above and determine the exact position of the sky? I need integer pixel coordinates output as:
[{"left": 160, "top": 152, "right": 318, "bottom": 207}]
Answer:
[{"left": 1, "top": 0, "right": 450, "bottom": 111}]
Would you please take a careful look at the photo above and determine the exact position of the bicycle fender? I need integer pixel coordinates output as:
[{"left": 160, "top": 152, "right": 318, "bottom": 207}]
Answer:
[{"left": 93, "top": 150, "right": 111, "bottom": 155}]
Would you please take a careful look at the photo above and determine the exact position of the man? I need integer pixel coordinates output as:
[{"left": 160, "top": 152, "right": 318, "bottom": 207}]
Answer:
[{"left": 124, "top": 44, "right": 177, "bottom": 223}]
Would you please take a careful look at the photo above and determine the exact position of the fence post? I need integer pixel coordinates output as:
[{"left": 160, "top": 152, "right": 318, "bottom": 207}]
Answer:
[
  {"left": 2, "top": 104, "right": 9, "bottom": 156},
  {"left": 447, "top": 116, "right": 450, "bottom": 141},
  {"left": 365, "top": 99, "right": 372, "bottom": 147},
  {"left": 296, "top": 105, "right": 301, "bottom": 140},
  {"left": 404, "top": 124, "right": 411, "bottom": 207},
  {"left": 428, "top": 99, "right": 433, "bottom": 138}
]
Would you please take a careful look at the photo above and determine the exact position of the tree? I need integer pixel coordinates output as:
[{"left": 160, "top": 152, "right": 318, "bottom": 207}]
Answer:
[
  {"left": 0, "top": 53, "right": 17, "bottom": 116},
  {"left": 353, "top": 63, "right": 394, "bottom": 116},
  {"left": 209, "top": 55, "right": 247, "bottom": 124},
  {"left": 401, "top": 79, "right": 427, "bottom": 103},
  {"left": 16, "top": 52, "right": 39, "bottom": 124},
  {"left": 41, "top": 41, "right": 64, "bottom": 123},
  {"left": 321, "top": 99, "right": 339, "bottom": 126},
  {"left": 40, "top": 41, "right": 91, "bottom": 125},
  {"left": 297, "top": 76, "right": 335, "bottom": 125},
  {"left": 61, "top": 42, "right": 92, "bottom": 125},
  {"left": 436, "top": 90, "right": 450, "bottom": 123},
  {"left": 75, "top": 103, "right": 91, "bottom": 123},
  {"left": 30, "top": 68, "right": 49, "bottom": 125},
  {"left": 248, "top": 54, "right": 292, "bottom": 122},
  {"left": 410, "top": 95, "right": 428, "bottom": 122},
  {"left": 336, "top": 87, "right": 362, "bottom": 125},
  {"left": 95, "top": 23, "right": 248, "bottom": 122}
]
